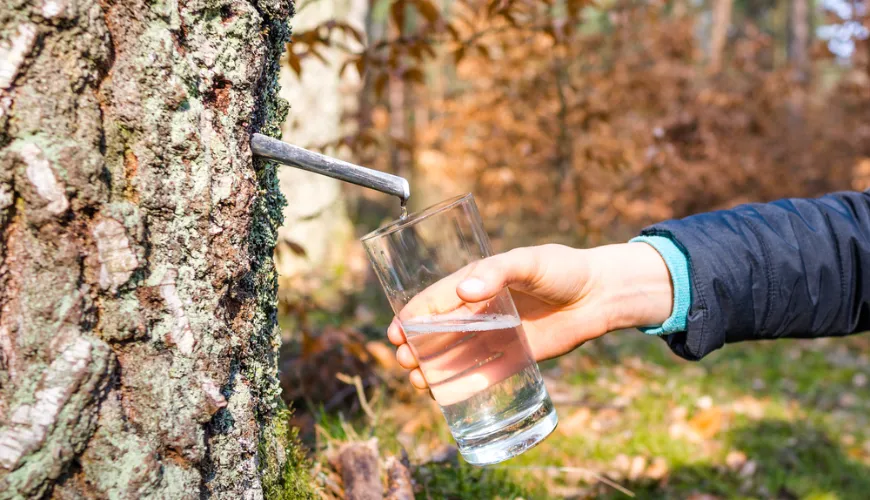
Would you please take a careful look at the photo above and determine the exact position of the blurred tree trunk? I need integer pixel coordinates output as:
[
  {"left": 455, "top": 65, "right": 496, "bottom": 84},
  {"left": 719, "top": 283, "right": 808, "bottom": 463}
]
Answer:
[
  {"left": 555, "top": 62, "right": 578, "bottom": 237},
  {"left": 710, "top": 0, "right": 733, "bottom": 72},
  {"left": 276, "top": 0, "right": 367, "bottom": 312},
  {"left": 357, "top": 4, "right": 386, "bottom": 168},
  {"left": 786, "top": 0, "right": 812, "bottom": 129},
  {"left": 865, "top": 0, "right": 870, "bottom": 78},
  {"left": 772, "top": 0, "right": 789, "bottom": 68},
  {"left": 0, "top": 0, "right": 312, "bottom": 498},
  {"left": 389, "top": 76, "right": 410, "bottom": 179},
  {"left": 788, "top": 0, "right": 811, "bottom": 81},
  {"left": 389, "top": 4, "right": 415, "bottom": 188}
]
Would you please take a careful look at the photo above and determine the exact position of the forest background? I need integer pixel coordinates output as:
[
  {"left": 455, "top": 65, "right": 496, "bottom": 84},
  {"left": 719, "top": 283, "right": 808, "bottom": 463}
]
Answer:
[{"left": 276, "top": 0, "right": 870, "bottom": 497}]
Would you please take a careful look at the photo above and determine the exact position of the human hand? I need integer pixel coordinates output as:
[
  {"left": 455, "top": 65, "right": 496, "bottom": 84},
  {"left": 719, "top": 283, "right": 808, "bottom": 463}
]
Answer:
[{"left": 387, "top": 243, "right": 674, "bottom": 391}]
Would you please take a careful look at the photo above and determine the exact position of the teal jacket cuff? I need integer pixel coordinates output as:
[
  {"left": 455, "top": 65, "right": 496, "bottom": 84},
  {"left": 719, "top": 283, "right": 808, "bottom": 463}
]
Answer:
[{"left": 628, "top": 235, "right": 691, "bottom": 335}]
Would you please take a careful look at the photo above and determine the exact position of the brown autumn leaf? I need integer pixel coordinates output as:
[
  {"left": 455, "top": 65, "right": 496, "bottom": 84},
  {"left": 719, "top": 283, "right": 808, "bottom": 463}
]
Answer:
[
  {"left": 627, "top": 456, "right": 647, "bottom": 481},
  {"left": 453, "top": 45, "right": 466, "bottom": 64},
  {"left": 373, "top": 73, "right": 389, "bottom": 99},
  {"left": 291, "top": 29, "right": 317, "bottom": 44},
  {"left": 566, "top": 0, "right": 585, "bottom": 19},
  {"left": 301, "top": 329, "right": 326, "bottom": 357},
  {"left": 390, "top": 0, "right": 407, "bottom": 34},
  {"left": 421, "top": 42, "right": 436, "bottom": 58},
  {"left": 333, "top": 20, "right": 365, "bottom": 45},
  {"left": 278, "top": 239, "right": 307, "bottom": 257},
  {"left": 730, "top": 396, "right": 765, "bottom": 419},
  {"left": 400, "top": 410, "right": 434, "bottom": 435},
  {"left": 404, "top": 68, "right": 425, "bottom": 84},
  {"left": 343, "top": 338, "right": 371, "bottom": 364},
  {"left": 408, "top": 43, "right": 424, "bottom": 61},
  {"left": 365, "top": 341, "right": 401, "bottom": 373},
  {"left": 476, "top": 43, "right": 491, "bottom": 60},
  {"left": 557, "top": 407, "right": 591, "bottom": 436},
  {"left": 687, "top": 407, "right": 725, "bottom": 439},
  {"left": 501, "top": 9, "right": 519, "bottom": 27},
  {"left": 307, "top": 46, "right": 329, "bottom": 64},
  {"left": 413, "top": 0, "right": 440, "bottom": 24},
  {"left": 445, "top": 22, "right": 460, "bottom": 40},
  {"left": 852, "top": 157, "right": 870, "bottom": 190},
  {"left": 645, "top": 457, "right": 670, "bottom": 480},
  {"left": 287, "top": 51, "right": 302, "bottom": 76},
  {"left": 725, "top": 450, "right": 747, "bottom": 471}
]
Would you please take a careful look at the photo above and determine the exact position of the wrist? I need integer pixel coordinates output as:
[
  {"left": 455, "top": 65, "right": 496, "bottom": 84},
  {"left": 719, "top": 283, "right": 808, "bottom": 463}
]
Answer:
[{"left": 587, "top": 243, "right": 674, "bottom": 332}]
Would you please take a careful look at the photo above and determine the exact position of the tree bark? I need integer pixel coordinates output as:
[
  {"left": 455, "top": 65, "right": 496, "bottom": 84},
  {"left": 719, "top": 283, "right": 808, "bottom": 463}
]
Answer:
[{"left": 0, "top": 0, "right": 310, "bottom": 498}]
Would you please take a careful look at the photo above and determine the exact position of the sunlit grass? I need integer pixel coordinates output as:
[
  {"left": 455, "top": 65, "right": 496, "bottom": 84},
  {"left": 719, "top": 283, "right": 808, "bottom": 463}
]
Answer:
[{"left": 309, "top": 330, "right": 870, "bottom": 498}]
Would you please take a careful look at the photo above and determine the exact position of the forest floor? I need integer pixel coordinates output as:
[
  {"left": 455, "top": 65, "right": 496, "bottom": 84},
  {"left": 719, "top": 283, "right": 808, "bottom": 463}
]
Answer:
[{"left": 282, "top": 301, "right": 870, "bottom": 499}]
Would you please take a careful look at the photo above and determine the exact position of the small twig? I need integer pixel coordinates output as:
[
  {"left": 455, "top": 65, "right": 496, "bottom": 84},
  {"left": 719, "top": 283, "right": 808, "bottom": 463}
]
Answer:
[
  {"left": 493, "top": 465, "right": 636, "bottom": 498},
  {"left": 336, "top": 373, "right": 378, "bottom": 424}
]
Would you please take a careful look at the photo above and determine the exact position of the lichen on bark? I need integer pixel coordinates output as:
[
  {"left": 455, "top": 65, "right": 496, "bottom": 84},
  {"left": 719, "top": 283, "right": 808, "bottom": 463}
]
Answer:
[{"left": 0, "top": 0, "right": 313, "bottom": 497}]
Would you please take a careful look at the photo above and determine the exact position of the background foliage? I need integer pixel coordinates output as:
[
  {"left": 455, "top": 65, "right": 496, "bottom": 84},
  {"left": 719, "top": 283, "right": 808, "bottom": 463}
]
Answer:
[{"left": 278, "top": 0, "right": 870, "bottom": 497}]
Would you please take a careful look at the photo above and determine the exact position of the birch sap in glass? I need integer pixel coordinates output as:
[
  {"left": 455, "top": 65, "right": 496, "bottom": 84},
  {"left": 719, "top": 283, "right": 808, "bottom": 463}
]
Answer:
[
  {"left": 402, "top": 314, "right": 555, "bottom": 464},
  {"left": 362, "top": 194, "right": 558, "bottom": 465}
]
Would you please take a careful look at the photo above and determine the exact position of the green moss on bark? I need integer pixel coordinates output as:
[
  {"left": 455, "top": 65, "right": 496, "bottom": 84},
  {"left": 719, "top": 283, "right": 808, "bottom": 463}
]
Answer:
[
  {"left": 243, "top": 11, "right": 318, "bottom": 500},
  {"left": 259, "top": 406, "right": 316, "bottom": 500}
]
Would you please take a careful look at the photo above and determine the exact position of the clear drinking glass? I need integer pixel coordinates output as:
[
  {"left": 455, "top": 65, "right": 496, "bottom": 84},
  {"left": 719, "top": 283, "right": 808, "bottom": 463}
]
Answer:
[{"left": 362, "top": 193, "right": 558, "bottom": 465}]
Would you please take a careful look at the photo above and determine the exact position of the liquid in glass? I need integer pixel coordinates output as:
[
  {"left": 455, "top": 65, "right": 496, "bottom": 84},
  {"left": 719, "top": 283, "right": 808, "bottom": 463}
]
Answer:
[{"left": 402, "top": 314, "right": 557, "bottom": 465}]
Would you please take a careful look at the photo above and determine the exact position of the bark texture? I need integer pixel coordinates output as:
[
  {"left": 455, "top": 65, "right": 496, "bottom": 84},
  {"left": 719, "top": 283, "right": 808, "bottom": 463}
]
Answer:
[{"left": 0, "top": 0, "right": 310, "bottom": 498}]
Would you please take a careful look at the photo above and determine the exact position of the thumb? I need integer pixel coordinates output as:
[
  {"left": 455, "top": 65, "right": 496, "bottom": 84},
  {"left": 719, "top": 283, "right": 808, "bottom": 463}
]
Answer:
[{"left": 456, "top": 248, "right": 541, "bottom": 303}]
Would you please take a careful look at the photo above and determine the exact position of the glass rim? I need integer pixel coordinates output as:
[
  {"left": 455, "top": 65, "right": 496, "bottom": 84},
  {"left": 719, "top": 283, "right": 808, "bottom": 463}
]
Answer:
[{"left": 361, "top": 193, "right": 473, "bottom": 242}]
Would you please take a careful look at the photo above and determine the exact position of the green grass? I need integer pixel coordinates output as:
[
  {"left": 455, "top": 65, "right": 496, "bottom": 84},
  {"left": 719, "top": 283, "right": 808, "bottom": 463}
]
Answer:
[
  {"left": 415, "top": 462, "right": 544, "bottom": 499},
  {"left": 309, "top": 330, "right": 870, "bottom": 499}
]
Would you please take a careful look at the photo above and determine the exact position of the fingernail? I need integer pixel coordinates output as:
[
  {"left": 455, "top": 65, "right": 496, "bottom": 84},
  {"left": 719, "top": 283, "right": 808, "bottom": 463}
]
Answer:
[{"left": 459, "top": 278, "right": 486, "bottom": 295}]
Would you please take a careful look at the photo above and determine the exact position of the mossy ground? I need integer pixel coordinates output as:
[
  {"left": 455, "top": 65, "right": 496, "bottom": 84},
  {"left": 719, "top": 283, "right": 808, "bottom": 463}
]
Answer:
[{"left": 303, "top": 326, "right": 870, "bottom": 499}]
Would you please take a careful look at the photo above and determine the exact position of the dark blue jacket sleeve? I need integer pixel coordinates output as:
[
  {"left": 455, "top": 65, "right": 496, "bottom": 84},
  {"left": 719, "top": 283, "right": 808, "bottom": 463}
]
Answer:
[{"left": 640, "top": 191, "right": 870, "bottom": 361}]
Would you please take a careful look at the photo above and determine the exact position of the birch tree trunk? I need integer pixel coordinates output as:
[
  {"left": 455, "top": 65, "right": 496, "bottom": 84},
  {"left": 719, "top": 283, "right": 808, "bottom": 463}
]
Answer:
[{"left": 0, "top": 0, "right": 311, "bottom": 498}]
